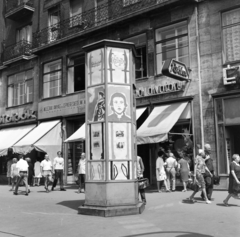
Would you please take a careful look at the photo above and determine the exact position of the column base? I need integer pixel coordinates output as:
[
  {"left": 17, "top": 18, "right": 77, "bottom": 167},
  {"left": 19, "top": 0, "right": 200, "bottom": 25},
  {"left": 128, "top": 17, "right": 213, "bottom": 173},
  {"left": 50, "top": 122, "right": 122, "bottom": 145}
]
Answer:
[{"left": 78, "top": 203, "right": 145, "bottom": 217}]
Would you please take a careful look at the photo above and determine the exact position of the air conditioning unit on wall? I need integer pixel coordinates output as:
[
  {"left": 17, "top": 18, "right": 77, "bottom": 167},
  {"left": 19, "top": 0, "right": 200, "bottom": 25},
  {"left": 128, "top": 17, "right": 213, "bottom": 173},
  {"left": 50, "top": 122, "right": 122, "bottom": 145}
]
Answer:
[{"left": 223, "top": 66, "right": 239, "bottom": 85}]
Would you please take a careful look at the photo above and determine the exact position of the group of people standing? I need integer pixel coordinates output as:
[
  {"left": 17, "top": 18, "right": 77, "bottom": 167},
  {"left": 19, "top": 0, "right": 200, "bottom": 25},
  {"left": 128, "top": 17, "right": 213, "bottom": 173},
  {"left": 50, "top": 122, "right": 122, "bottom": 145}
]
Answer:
[{"left": 155, "top": 144, "right": 215, "bottom": 204}]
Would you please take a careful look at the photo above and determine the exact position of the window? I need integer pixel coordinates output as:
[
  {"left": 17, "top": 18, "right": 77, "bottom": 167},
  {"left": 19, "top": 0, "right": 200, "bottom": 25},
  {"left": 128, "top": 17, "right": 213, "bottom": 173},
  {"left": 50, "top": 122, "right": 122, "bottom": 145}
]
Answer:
[
  {"left": 95, "top": 0, "right": 107, "bottom": 25},
  {"left": 123, "top": 0, "right": 140, "bottom": 7},
  {"left": 16, "top": 25, "right": 32, "bottom": 43},
  {"left": 67, "top": 55, "right": 85, "bottom": 93},
  {"left": 43, "top": 59, "right": 62, "bottom": 98},
  {"left": 49, "top": 7, "right": 60, "bottom": 42},
  {"left": 7, "top": 69, "right": 33, "bottom": 107},
  {"left": 70, "top": 0, "right": 83, "bottom": 27},
  {"left": 124, "top": 33, "right": 147, "bottom": 79},
  {"left": 222, "top": 8, "right": 240, "bottom": 63},
  {"left": 155, "top": 21, "right": 189, "bottom": 75}
]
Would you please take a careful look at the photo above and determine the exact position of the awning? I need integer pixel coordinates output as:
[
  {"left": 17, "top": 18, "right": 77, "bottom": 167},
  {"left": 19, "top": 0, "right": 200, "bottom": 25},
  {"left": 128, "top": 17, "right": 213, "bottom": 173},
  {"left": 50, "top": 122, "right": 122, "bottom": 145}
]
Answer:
[
  {"left": 13, "top": 120, "right": 61, "bottom": 159},
  {"left": 0, "top": 124, "right": 36, "bottom": 156},
  {"left": 64, "top": 123, "right": 85, "bottom": 143},
  {"left": 136, "top": 107, "right": 147, "bottom": 120},
  {"left": 137, "top": 102, "right": 189, "bottom": 144}
]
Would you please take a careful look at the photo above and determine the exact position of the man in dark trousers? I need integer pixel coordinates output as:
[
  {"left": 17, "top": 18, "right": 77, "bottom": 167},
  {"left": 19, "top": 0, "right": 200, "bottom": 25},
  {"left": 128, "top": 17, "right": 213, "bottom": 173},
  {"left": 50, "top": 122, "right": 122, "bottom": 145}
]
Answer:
[{"left": 201, "top": 144, "right": 214, "bottom": 200}]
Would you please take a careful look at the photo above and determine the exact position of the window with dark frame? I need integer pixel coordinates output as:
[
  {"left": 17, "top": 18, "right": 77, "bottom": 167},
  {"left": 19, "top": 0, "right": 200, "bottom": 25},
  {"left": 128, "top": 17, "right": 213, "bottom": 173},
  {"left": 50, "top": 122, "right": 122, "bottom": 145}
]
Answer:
[
  {"left": 222, "top": 8, "right": 240, "bottom": 63},
  {"left": 67, "top": 55, "right": 85, "bottom": 94},
  {"left": 43, "top": 59, "right": 62, "bottom": 98},
  {"left": 155, "top": 21, "right": 189, "bottom": 75},
  {"left": 124, "top": 33, "right": 147, "bottom": 79},
  {"left": 7, "top": 69, "right": 33, "bottom": 107}
]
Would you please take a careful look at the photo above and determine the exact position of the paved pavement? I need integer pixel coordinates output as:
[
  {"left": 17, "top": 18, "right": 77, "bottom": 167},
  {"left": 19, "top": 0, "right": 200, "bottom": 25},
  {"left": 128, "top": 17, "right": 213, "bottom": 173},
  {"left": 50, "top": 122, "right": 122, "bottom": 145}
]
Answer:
[{"left": 0, "top": 185, "right": 239, "bottom": 237}]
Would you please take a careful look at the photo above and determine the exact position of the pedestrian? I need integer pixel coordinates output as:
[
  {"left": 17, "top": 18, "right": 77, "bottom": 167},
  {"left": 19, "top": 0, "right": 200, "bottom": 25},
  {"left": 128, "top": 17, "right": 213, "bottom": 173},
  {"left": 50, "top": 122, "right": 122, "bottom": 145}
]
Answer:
[
  {"left": 201, "top": 143, "right": 214, "bottom": 200},
  {"left": 13, "top": 154, "right": 29, "bottom": 196},
  {"left": 187, "top": 150, "right": 212, "bottom": 204},
  {"left": 40, "top": 154, "right": 53, "bottom": 193},
  {"left": 10, "top": 158, "right": 18, "bottom": 191},
  {"left": 137, "top": 155, "right": 146, "bottom": 205},
  {"left": 177, "top": 150, "right": 190, "bottom": 192},
  {"left": 6, "top": 159, "right": 13, "bottom": 186},
  {"left": 165, "top": 152, "right": 178, "bottom": 192},
  {"left": 77, "top": 152, "right": 86, "bottom": 193},
  {"left": 156, "top": 150, "right": 169, "bottom": 192},
  {"left": 223, "top": 154, "right": 240, "bottom": 206},
  {"left": 26, "top": 158, "right": 34, "bottom": 192},
  {"left": 34, "top": 158, "right": 42, "bottom": 186},
  {"left": 51, "top": 151, "right": 66, "bottom": 191}
]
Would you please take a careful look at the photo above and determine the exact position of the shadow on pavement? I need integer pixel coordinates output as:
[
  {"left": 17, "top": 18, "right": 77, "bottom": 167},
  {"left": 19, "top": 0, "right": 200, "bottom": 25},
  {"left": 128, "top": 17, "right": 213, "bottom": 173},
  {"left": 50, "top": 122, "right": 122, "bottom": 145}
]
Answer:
[
  {"left": 57, "top": 199, "right": 85, "bottom": 211},
  {"left": 217, "top": 203, "right": 239, "bottom": 207},
  {"left": 121, "top": 231, "right": 214, "bottom": 237}
]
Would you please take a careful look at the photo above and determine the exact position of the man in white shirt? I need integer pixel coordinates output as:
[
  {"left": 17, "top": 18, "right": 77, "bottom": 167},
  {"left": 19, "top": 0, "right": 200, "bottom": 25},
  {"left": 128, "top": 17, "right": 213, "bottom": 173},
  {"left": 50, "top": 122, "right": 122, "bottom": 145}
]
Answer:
[
  {"left": 14, "top": 154, "right": 29, "bottom": 196},
  {"left": 165, "top": 152, "right": 178, "bottom": 192},
  {"left": 40, "top": 154, "right": 53, "bottom": 193},
  {"left": 78, "top": 153, "right": 86, "bottom": 193},
  {"left": 51, "top": 151, "right": 66, "bottom": 191}
]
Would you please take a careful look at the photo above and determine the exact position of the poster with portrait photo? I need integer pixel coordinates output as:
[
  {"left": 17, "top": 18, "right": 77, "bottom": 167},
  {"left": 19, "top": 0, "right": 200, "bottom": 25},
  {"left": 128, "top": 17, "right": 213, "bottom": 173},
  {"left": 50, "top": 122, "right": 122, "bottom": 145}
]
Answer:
[
  {"left": 108, "top": 122, "right": 132, "bottom": 160},
  {"left": 87, "top": 48, "right": 105, "bottom": 86},
  {"left": 107, "top": 47, "right": 130, "bottom": 84},
  {"left": 90, "top": 123, "right": 104, "bottom": 160},
  {"left": 108, "top": 85, "right": 131, "bottom": 123},
  {"left": 87, "top": 86, "right": 105, "bottom": 122}
]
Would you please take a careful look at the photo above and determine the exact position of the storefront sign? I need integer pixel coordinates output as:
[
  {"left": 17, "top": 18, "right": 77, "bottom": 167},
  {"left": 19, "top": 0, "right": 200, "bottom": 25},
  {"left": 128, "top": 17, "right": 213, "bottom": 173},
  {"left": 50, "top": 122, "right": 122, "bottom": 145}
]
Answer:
[
  {"left": 0, "top": 110, "right": 37, "bottom": 124},
  {"left": 38, "top": 94, "right": 85, "bottom": 119},
  {"left": 136, "top": 81, "right": 184, "bottom": 97},
  {"left": 162, "top": 59, "right": 190, "bottom": 81}
]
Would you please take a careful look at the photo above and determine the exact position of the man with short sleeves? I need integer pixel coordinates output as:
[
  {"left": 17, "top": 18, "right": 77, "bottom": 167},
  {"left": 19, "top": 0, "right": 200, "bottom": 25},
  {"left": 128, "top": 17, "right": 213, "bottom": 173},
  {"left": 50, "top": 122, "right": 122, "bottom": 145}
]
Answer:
[
  {"left": 78, "top": 153, "right": 86, "bottom": 193},
  {"left": 40, "top": 154, "right": 53, "bottom": 193},
  {"left": 51, "top": 151, "right": 66, "bottom": 191},
  {"left": 14, "top": 154, "right": 29, "bottom": 196}
]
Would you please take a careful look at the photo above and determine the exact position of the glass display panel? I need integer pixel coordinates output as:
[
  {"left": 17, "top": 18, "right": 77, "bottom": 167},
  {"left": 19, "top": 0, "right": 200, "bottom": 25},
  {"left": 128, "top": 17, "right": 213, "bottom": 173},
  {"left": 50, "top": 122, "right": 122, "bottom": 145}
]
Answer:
[
  {"left": 108, "top": 123, "right": 132, "bottom": 160},
  {"left": 107, "top": 47, "right": 130, "bottom": 84},
  {"left": 88, "top": 161, "right": 105, "bottom": 181},
  {"left": 87, "top": 48, "right": 105, "bottom": 86},
  {"left": 87, "top": 85, "right": 105, "bottom": 122},
  {"left": 109, "top": 161, "right": 132, "bottom": 180}
]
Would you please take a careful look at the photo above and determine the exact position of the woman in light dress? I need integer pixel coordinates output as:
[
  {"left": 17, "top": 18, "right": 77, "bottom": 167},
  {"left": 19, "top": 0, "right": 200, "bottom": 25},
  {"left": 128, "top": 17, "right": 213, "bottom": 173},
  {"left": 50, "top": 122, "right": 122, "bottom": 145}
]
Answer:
[
  {"left": 156, "top": 150, "right": 170, "bottom": 192},
  {"left": 34, "top": 159, "right": 42, "bottom": 186}
]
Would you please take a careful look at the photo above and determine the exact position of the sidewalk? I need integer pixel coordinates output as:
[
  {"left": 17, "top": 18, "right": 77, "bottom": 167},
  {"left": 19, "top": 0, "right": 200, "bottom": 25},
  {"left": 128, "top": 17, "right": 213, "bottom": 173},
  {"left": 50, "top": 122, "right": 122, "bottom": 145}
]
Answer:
[{"left": 0, "top": 184, "right": 239, "bottom": 237}]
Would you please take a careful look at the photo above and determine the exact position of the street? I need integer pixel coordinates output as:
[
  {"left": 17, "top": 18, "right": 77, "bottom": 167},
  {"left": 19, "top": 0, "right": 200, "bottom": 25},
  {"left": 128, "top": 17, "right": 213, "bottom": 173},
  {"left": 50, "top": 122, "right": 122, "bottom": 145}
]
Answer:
[{"left": 0, "top": 185, "right": 239, "bottom": 237}]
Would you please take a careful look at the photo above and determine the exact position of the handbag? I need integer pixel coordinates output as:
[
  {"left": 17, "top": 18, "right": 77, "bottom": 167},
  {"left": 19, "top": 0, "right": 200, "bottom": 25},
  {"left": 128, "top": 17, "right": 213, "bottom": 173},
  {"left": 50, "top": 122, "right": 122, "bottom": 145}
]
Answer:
[
  {"left": 138, "top": 178, "right": 149, "bottom": 189},
  {"left": 213, "top": 175, "right": 220, "bottom": 185}
]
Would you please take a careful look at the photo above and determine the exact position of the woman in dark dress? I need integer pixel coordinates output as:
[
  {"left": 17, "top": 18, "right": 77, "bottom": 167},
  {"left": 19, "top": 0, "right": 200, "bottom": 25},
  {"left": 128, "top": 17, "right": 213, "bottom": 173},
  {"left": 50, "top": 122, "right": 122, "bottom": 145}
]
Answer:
[
  {"left": 178, "top": 156, "right": 190, "bottom": 192},
  {"left": 223, "top": 154, "right": 240, "bottom": 206}
]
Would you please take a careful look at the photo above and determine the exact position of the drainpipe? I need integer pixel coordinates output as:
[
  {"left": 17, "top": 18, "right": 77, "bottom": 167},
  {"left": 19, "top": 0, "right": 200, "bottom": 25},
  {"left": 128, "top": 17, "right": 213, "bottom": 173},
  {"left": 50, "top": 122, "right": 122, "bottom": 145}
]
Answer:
[{"left": 195, "top": 3, "right": 204, "bottom": 148}]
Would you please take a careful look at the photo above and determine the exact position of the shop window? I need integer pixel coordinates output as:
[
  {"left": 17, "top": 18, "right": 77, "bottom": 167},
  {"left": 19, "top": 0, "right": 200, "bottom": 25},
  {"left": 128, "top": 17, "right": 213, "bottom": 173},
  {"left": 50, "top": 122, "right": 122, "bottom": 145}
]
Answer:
[
  {"left": 67, "top": 55, "right": 85, "bottom": 93},
  {"left": 70, "top": 0, "right": 83, "bottom": 27},
  {"left": 7, "top": 69, "right": 33, "bottom": 107},
  {"left": 48, "top": 7, "right": 60, "bottom": 42},
  {"left": 124, "top": 33, "right": 147, "bottom": 79},
  {"left": 155, "top": 21, "right": 189, "bottom": 75},
  {"left": 43, "top": 59, "right": 62, "bottom": 98},
  {"left": 222, "top": 8, "right": 240, "bottom": 63}
]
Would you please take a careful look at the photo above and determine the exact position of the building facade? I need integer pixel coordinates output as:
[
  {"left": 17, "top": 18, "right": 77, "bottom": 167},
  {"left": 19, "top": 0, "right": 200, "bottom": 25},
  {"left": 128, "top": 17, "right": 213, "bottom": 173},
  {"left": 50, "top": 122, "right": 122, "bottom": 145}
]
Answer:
[{"left": 0, "top": 0, "right": 240, "bottom": 189}]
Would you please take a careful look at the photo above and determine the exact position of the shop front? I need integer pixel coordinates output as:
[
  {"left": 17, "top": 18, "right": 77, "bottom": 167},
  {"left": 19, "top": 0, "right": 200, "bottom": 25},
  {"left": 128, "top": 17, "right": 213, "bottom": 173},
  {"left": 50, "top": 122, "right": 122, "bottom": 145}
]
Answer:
[
  {"left": 0, "top": 109, "right": 37, "bottom": 184},
  {"left": 37, "top": 93, "right": 85, "bottom": 184},
  {"left": 213, "top": 91, "right": 240, "bottom": 189},
  {"left": 135, "top": 79, "right": 195, "bottom": 187}
]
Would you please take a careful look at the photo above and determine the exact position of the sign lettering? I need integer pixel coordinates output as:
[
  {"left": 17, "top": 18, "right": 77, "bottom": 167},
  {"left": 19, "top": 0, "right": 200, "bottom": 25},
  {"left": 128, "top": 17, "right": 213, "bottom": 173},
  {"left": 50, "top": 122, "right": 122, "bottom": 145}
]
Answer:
[{"left": 0, "top": 110, "right": 37, "bottom": 124}]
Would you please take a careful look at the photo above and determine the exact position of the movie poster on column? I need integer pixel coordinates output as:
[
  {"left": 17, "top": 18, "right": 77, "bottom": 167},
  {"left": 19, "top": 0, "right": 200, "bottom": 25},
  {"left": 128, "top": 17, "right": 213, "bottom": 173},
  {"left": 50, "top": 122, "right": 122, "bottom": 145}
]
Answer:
[
  {"left": 87, "top": 48, "right": 105, "bottom": 86},
  {"left": 87, "top": 86, "right": 105, "bottom": 122},
  {"left": 107, "top": 47, "right": 130, "bottom": 84},
  {"left": 108, "top": 122, "right": 131, "bottom": 160},
  {"left": 108, "top": 85, "right": 131, "bottom": 123}
]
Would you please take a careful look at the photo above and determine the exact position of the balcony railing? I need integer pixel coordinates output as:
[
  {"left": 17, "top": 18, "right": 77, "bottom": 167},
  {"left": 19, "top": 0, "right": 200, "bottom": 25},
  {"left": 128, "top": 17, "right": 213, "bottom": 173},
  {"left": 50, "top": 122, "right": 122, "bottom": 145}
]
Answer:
[
  {"left": 3, "top": 40, "right": 32, "bottom": 62},
  {"left": 33, "top": 0, "right": 173, "bottom": 49},
  {"left": 6, "top": 0, "right": 34, "bottom": 14}
]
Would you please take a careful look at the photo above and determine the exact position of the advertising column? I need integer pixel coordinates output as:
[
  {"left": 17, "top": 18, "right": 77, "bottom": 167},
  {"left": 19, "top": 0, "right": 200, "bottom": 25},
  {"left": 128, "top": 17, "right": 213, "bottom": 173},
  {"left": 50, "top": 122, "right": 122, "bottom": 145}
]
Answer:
[{"left": 79, "top": 40, "right": 144, "bottom": 217}]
